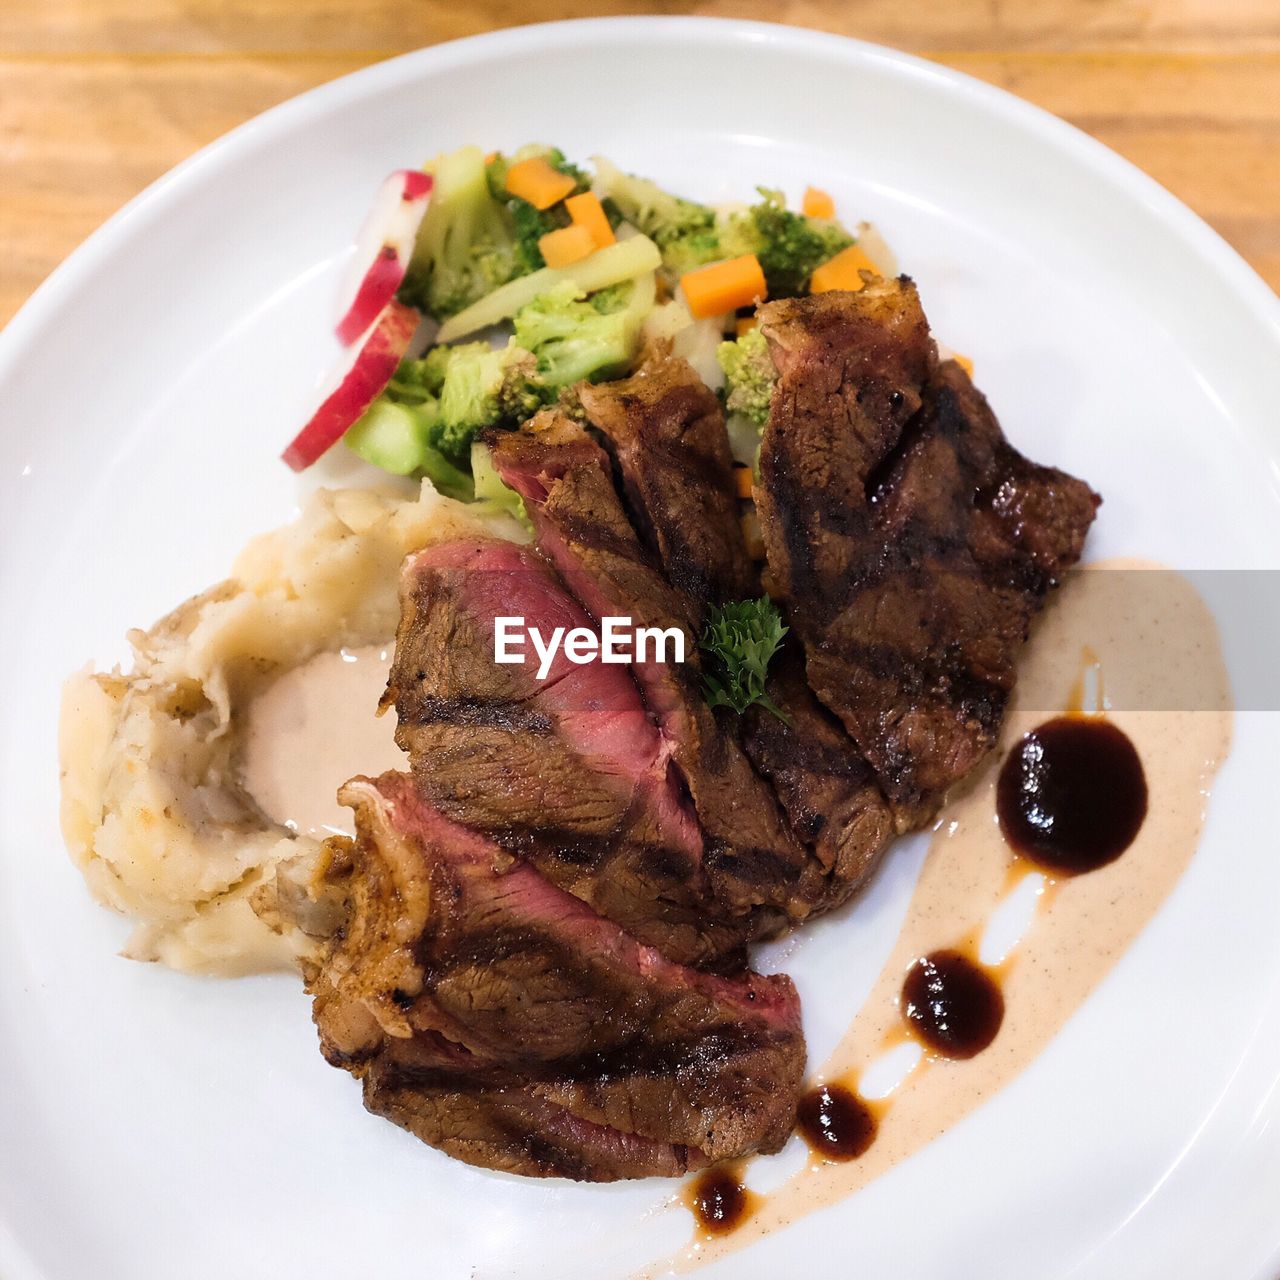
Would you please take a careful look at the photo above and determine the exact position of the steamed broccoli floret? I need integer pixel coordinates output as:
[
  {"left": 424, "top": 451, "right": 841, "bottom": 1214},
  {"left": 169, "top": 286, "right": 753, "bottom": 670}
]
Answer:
[
  {"left": 386, "top": 345, "right": 451, "bottom": 402},
  {"left": 379, "top": 339, "right": 542, "bottom": 462},
  {"left": 592, "top": 157, "right": 715, "bottom": 248},
  {"left": 403, "top": 145, "right": 523, "bottom": 319},
  {"left": 432, "top": 340, "right": 542, "bottom": 460},
  {"left": 716, "top": 326, "right": 777, "bottom": 427},
  {"left": 513, "top": 280, "right": 646, "bottom": 389},
  {"left": 722, "top": 188, "right": 853, "bottom": 297}
]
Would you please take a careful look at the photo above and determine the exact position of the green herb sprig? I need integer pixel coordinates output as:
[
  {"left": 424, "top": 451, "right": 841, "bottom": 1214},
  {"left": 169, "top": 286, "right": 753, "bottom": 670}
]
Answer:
[{"left": 700, "top": 597, "right": 790, "bottom": 723}]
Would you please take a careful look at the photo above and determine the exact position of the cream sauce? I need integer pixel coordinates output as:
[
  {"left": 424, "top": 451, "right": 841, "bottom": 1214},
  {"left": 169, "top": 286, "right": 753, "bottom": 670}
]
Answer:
[
  {"left": 661, "top": 559, "right": 1232, "bottom": 1271},
  {"left": 240, "top": 644, "right": 405, "bottom": 839}
]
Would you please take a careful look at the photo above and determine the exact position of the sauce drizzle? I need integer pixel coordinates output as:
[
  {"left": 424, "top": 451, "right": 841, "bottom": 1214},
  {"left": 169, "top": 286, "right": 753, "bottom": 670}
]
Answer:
[
  {"left": 901, "top": 950, "right": 1004, "bottom": 1059},
  {"left": 997, "top": 716, "right": 1147, "bottom": 875},
  {"left": 651, "top": 560, "right": 1230, "bottom": 1279},
  {"left": 687, "top": 1165, "right": 754, "bottom": 1236},
  {"left": 795, "top": 1084, "right": 878, "bottom": 1162}
]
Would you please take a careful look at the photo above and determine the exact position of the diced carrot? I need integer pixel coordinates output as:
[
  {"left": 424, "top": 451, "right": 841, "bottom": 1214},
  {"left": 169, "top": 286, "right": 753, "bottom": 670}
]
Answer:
[
  {"left": 741, "top": 510, "right": 765, "bottom": 561},
  {"left": 954, "top": 353, "right": 975, "bottom": 377},
  {"left": 483, "top": 150, "right": 497, "bottom": 165},
  {"left": 538, "top": 224, "right": 597, "bottom": 269},
  {"left": 735, "top": 315, "right": 758, "bottom": 337},
  {"left": 681, "top": 255, "right": 767, "bottom": 319},
  {"left": 802, "top": 186, "right": 835, "bottom": 219},
  {"left": 809, "top": 244, "right": 880, "bottom": 294},
  {"left": 734, "top": 466, "right": 755, "bottom": 500},
  {"left": 565, "top": 192, "right": 616, "bottom": 250},
  {"left": 505, "top": 156, "right": 576, "bottom": 210}
]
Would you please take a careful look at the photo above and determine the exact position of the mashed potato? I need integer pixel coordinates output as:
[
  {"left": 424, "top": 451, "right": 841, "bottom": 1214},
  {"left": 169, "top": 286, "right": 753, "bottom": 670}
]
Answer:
[{"left": 59, "top": 483, "right": 519, "bottom": 976}]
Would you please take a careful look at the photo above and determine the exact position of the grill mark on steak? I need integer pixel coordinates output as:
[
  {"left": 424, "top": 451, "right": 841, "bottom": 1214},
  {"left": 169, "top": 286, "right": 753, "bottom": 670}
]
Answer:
[
  {"left": 742, "top": 650, "right": 896, "bottom": 901},
  {"left": 490, "top": 417, "right": 819, "bottom": 924},
  {"left": 309, "top": 774, "right": 803, "bottom": 1179},
  {"left": 757, "top": 286, "right": 1100, "bottom": 826},
  {"left": 364, "top": 1062, "right": 708, "bottom": 1181},
  {"left": 397, "top": 694, "right": 554, "bottom": 734},
  {"left": 579, "top": 355, "right": 759, "bottom": 612}
]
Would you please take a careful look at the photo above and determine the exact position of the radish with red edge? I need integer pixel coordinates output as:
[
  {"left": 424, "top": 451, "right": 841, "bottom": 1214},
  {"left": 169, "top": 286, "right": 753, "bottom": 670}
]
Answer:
[
  {"left": 282, "top": 299, "right": 421, "bottom": 471},
  {"left": 334, "top": 169, "right": 433, "bottom": 345}
]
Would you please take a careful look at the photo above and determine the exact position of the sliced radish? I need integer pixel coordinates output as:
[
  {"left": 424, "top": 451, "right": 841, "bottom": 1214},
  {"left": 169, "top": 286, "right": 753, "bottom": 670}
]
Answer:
[
  {"left": 283, "top": 299, "right": 420, "bottom": 471},
  {"left": 334, "top": 169, "right": 433, "bottom": 345}
]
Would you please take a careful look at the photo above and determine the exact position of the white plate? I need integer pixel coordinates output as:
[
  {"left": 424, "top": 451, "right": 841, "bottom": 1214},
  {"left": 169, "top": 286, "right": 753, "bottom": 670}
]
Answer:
[{"left": 2, "top": 18, "right": 1279, "bottom": 1280}]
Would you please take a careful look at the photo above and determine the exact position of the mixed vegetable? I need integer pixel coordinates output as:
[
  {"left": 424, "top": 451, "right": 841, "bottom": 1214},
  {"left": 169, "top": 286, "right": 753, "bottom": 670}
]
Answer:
[
  {"left": 280, "top": 147, "right": 885, "bottom": 714},
  {"left": 282, "top": 144, "right": 879, "bottom": 498}
]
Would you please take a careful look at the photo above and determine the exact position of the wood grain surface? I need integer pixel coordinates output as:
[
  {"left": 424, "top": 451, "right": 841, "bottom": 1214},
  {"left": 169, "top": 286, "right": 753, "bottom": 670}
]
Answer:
[{"left": 2, "top": 1, "right": 1277, "bottom": 325}]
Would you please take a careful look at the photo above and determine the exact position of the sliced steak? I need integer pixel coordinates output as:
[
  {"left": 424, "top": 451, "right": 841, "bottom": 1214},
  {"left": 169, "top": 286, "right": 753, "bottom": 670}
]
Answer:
[
  {"left": 490, "top": 416, "right": 819, "bottom": 924},
  {"left": 757, "top": 286, "right": 1100, "bottom": 825},
  {"left": 315, "top": 998, "right": 711, "bottom": 1180},
  {"left": 385, "top": 537, "right": 754, "bottom": 968},
  {"left": 310, "top": 773, "right": 804, "bottom": 1179},
  {"left": 578, "top": 358, "right": 896, "bottom": 904},
  {"left": 741, "top": 650, "right": 895, "bottom": 904},
  {"left": 366, "top": 1058, "right": 709, "bottom": 1181},
  {"left": 579, "top": 354, "right": 758, "bottom": 610}
]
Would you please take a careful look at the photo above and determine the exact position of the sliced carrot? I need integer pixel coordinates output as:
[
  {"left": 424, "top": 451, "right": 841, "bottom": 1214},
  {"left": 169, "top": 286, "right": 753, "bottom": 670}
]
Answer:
[
  {"left": 953, "top": 353, "right": 975, "bottom": 377},
  {"left": 734, "top": 465, "right": 755, "bottom": 500},
  {"left": 802, "top": 186, "right": 835, "bottom": 219},
  {"left": 735, "top": 315, "right": 758, "bottom": 337},
  {"left": 538, "top": 224, "right": 597, "bottom": 269},
  {"left": 505, "top": 156, "right": 576, "bottom": 210},
  {"left": 809, "top": 244, "right": 880, "bottom": 294},
  {"left": 681, "top": 254, "right": 767, "bottom": 319},
  {"left": 565, "top": 192, "right": 616, "bottom": 250}
]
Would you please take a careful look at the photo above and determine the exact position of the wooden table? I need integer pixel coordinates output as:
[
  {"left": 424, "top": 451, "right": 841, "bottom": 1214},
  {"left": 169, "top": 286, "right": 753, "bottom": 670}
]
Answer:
[{"left": 2, "top": 1, "right": 1277, "bottom": 325}]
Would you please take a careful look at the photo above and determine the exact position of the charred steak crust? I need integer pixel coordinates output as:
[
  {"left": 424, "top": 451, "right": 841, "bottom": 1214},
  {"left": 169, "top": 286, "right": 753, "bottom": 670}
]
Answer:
[
  {"left": 310, "top": 774, "right": 805, "bottom": 1180},
  {"left": 741, "top": 650, "right": 895, "bottom": 903},
  {"left": 755, "top": 280, "right": 937, "bottom": 624},
  {"left": 578, "top": 355, "right": 759, "bottom": 612},
  {"left": 757, "top": 286, "right": 1100, "bottom": 826}
]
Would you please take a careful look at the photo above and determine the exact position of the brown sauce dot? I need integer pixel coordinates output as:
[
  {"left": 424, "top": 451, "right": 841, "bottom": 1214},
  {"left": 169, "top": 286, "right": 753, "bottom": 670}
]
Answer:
[
  {"left": 688, "top": 1166, "right": 752, "bottom": 1235},
  {"left": 796, "top": 1084, "right": 877, "bottom": 1161},
  {"left": 902, "top": 950, "right": 1004, "bottom": 1059},
  {"left": 997, "top": 716, "right": 1147, "bottom": 875}
]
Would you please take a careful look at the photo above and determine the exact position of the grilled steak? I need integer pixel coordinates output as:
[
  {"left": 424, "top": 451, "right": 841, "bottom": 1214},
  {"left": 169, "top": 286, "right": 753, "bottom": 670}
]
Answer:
[
  {"left": 386, "top": 537, "right": 755, "bottom": 968},
  {"left": 365, "top": 1056, "right": 710, "bottom": 1181},
  {"left": 310, "top": 773, "right": 804, "bottom": 1179},
  {"left": 490, "top": 416, "right": 820, "bottom": 924},
  {"left": 742, "top": 651, "right": 895, "bottom": 901},
  {"left": 579, "top": 355, "right": 758, "bottom": 611},
  {"left": 756, "top": 285, "right": 1101, "bottom": 825},
  {"left": 306, "top": 278, "right": 1100, "bottom": 1184},
  {"left": 579, "top": 361, "right": 896, "bottom": 905}
]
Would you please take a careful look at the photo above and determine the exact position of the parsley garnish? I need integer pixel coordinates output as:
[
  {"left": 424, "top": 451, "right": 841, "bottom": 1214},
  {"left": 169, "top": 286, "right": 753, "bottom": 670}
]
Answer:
[{"left": 700, "top": 597, "right": 790, "bottom": 722}]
